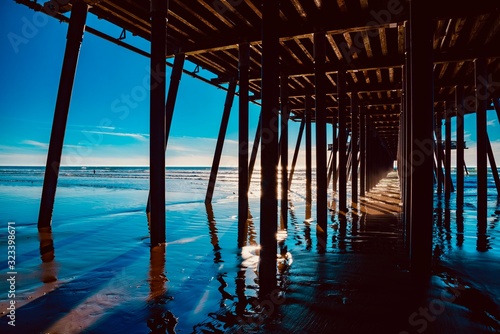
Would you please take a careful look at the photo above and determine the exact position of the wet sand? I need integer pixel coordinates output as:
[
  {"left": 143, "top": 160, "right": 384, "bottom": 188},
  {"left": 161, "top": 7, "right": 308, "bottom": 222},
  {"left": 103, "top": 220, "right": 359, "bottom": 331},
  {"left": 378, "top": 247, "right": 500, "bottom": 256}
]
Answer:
[{"left": 0, "top": 170, "right": 499, "bottom": 333}]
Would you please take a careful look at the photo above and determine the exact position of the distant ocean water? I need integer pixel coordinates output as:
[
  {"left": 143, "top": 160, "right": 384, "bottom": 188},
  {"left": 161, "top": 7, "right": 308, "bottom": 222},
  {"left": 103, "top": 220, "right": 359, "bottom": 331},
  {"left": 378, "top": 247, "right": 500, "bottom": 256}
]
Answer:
[{"left": 0, "top": 166, "right": 499, "bottom": 333}]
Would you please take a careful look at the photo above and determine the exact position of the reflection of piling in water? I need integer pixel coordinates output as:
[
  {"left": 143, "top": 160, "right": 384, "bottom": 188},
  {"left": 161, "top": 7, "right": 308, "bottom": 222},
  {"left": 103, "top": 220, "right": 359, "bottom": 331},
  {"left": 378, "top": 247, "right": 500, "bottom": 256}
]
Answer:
[
  {"left": 147, "top": 244, "right": 178, "bottom": 333},
  {"left": 148, "top": 245, "right": 166, "bottom": 302},
  {"left": 38, "top": 227, "right": 57, "bottom": 283},
  {"left": 205, "top": 203, "right": 222, "bottom": 263}
]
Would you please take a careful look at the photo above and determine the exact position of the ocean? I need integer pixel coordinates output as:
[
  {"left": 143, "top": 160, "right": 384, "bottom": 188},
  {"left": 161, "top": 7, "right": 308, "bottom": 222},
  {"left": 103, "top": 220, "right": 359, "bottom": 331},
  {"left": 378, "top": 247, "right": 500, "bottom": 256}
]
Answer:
[{"left": 0, "top": 166, "right": 499, "bottom": 333}]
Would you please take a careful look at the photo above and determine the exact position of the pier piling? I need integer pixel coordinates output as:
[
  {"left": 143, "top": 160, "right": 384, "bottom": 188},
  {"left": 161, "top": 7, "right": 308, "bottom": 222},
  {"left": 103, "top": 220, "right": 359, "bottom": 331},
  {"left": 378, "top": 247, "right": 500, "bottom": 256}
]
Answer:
[
  {"left": 314, "top": 31, "right": 327, "bottom": 233},
  {"left": 238, "top": 43, "right": 250, "bottom": 239},
  {"left": 149, "top": 0, "right": 168, "bottom": 246},
  {"left": 38, "top": 0, "right": 89, "bottom": 229}
]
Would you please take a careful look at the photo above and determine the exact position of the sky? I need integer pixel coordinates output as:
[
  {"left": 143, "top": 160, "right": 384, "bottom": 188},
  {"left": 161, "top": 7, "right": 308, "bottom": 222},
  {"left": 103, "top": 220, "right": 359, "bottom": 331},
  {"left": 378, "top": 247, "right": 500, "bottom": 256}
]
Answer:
[{"left": 1, "top": 2, "right": 499, "bottom": 167}]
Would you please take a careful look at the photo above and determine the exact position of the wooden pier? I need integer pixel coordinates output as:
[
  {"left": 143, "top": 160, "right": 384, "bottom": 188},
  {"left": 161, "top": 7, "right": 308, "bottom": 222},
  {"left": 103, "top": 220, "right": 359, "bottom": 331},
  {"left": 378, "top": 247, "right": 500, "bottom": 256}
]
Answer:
[{"left": 17, "top": 0, "right": 500, "bottom": 284}]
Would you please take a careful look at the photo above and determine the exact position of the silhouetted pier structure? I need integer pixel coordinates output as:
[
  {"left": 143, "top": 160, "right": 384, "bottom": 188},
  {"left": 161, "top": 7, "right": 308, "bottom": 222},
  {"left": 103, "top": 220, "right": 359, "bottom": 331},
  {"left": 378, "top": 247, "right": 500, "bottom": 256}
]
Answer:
[{"left": 18, "top": 0, "right": 500, "bottom": 284}]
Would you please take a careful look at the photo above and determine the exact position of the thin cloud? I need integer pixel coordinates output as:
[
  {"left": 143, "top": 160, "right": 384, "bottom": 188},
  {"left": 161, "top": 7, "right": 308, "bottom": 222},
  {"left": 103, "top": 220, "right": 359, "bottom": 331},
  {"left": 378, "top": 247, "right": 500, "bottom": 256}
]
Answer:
[
  {"left": 21, "top": 140, "right": 49, "bottom": 149},
  {"left": 81, "top": 130, "right": 149, "bottom": 141},
  {"left": 96, "top": 125, "right": 116, "bottom": 130},
  {"left": 487, "top": 119, "right": 496, "bottom": 126},
  {"left": 20, "top": 140, "right": 87, "bottom": 150}
]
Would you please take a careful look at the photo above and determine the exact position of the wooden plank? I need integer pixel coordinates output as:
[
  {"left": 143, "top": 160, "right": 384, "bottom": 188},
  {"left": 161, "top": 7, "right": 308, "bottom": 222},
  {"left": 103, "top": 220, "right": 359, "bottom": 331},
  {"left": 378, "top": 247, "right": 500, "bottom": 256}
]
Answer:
[
  {"left": 293, "top": 37, "right": 315, "bottom": 63},
  {"left": 218, "top": 0, "right": 254, "bottom": 28},
  {"left": 290, "top": 0, "right": 307, "bottom": 18},
  {"left": 397, "top": 24, "right": 405, "bottom": 55},
  {"left": 195, "top": 0, "right": 235, "bottom": 29},
  {"left": 361, "top": 31, "right": 373, "bottom": 57},
  {"left": 337, "top": 0, "right": 348, "bottom": 12},
  {"left": 175, "top": 1, "right": 219, "bottom": 32},
  {"left": 379, "top": 28, "right": 388, "bottom": 56}
]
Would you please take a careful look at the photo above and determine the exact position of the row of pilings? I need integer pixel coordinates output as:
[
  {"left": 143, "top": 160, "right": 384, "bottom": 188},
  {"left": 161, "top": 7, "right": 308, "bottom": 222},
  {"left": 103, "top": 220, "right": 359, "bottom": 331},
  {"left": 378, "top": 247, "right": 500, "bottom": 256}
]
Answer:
[{"left": 34, "top": 0, "right": 500, "bottom": 300}]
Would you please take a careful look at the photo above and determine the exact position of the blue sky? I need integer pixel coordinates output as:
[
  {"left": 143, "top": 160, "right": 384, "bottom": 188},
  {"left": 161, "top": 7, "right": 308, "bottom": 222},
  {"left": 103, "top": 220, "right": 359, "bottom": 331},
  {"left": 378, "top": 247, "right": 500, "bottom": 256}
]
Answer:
[{"left": 1, "top": 2, "right": 498, "bottom": 167}]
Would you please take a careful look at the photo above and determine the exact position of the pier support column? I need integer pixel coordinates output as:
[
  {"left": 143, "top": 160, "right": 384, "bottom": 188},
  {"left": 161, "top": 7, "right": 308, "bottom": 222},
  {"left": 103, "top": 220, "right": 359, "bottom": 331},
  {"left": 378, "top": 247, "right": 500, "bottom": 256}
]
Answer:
[
  {"left": 338, "top": 70, "right": 347, "bottom": 215},
  {"left": 331, "top": 121, "right": 338, "bottom": 193},
  {"left": 260, "top": 0, "right": 280, "bottom": 294},
  {"left": 238, "top": 43, "right": 250, "bottom": 240},
  {"left": 248, "top": 112, "right": 261, "bottom": 188},
  {"left": 289, "top": 117, "right": 305, "bottom": 189},
  {"left": 456, "top": 86, "right": 465, "bottom": 211},
  {"left": 165, "top": 54, "right": 185, "bottom": 148},
  {"left": 495, "top": 98, "right": 500, "bottom": 121},
  {"left": 327, "top": 128, "right": 338, "bottom": 193},
  {"left": 408, "top": 0, "right": 434, "bottom": 272},
  {"left": 487, "top": 133, "right": 500, "bottom": 195},
  {"left": 205, "top": 79, "right": 237, "bottom": 204},
  {"left": 445, "top": 102, "right": 454, "bottom": 199},
  {"left": 280, "top": 73, "right": 289, "bottom": 230},
  {"left": 403, "top": 22, "right": 412, "bottom": 248},
  {"left": 365, "top": 118, "right": 372, "bottom": 191},
  {"left": 38, "top": 0, "right": 89, "bottom": 229},
  {"left": 359, "top": 109, "right": 366, "bottom": 197},
  {"left": 475, "top": 58, "right": 488, "bottom": 227},
  {"left": 314, "top": 31, "right": 327, "bottom": 234},
  {"left": 490, "top": 98, "right": 500, "bottom": 196},
  {"left": 435, "top": 108, "right": 444, "bottom": 195},
  {"left": 305, "top": 96, "right": 313, "bottom": 218},
  {"left": 146, "top": 53, "right": 185, "bottom": 216},
  {"left": 351, "top": 95, "right": 359, "bottom": 206},
  {"left": 149, "top": 0, "right": 168, "bottom": 246}
]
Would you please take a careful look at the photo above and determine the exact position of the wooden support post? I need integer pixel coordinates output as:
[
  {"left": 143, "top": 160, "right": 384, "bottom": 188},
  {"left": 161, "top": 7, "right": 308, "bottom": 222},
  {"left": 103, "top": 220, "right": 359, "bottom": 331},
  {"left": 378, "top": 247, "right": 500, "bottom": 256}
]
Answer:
[
  {"left": 351, "top": 97, "right": 359, "bottom": 205},
  {"left": 289, "top": 117, "right": 305, "bottom": 189},
  {"left": 487, "top": 133, "right": 500, "bottom": 195},
  {"left": 435, "top": 142, "right": 447, "bottom": 195},
  {"left": 327, "top": 131, "right": 338, "bottom": 190},
  {"left": 403, "top": 22, "right": 412, "bottom": 245},
  {"left": 280, "top": 73, "right": 289, "bottom": 229},
  {"left": 435, "top": 109, "right": 444, "bottom": 195},
  {"left": 326, "top": 149, "right": 333, "bottom": 186},
  {"left": 314, "top": 31, "right": 327, "bottom": 233},
  {"left": 149, "top": 0, "right": 167, "bottom": 246},
  {"left": 494, "top": 98, "right": 500, "bottom": 123},
  {"left": 445, "top": 103, "right": 454, "bottom": 199},
  {"left": 248, "top": 112, "right": 261, "bottom": 189},
  {"left": 346, "top": 135, "right": 353, "bottom": 179},
  {"left": 475, "top": 58, "right": 488, "bottom": 227},
  {"left": 331, "top": 121, "right": 338, "bottom": 192},
  {"left": 365, "top": 119, "right": 371, "bottom": 191},
  {"left": 398, "top": 105, "right": 404, "bottom": 198},
  {"left": 205, "top": 80, "right": 237, "bottom": 204},
  {"left": 305, "top": 96, "right": 313, "bottom": 217},
  {"left": 360, "top": 110, "right": 366, "bottom": 197},
  {"left": 38, "top": 0, "right": 89, "bottom": 229},
  {"left": 456, "top": 86, "right": 465, "bottom": 210},
  {"left": 146, "top": 53, "right": 185, "bottom": 215},
  {"left": 409, "top": 1, "right": 434, "bottom": 272},
  {"left": 260, "top": 0, "right": 279, "bottom": 295},
  {"left": 165, "top": 54, "right": 185, "bottom": 148},
  {"left": 338, "top": 70, "right": 347, "bottom": 215},
  {"left": 238, "top": 43, "right": 250, "bottom": 242}
]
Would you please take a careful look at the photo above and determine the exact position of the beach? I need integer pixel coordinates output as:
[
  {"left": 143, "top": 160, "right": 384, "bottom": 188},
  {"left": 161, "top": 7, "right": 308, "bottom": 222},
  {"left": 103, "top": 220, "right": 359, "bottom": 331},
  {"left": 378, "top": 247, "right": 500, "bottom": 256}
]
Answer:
[{"left": 0, "top": 166, "right": 499, "bottom": 333}]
